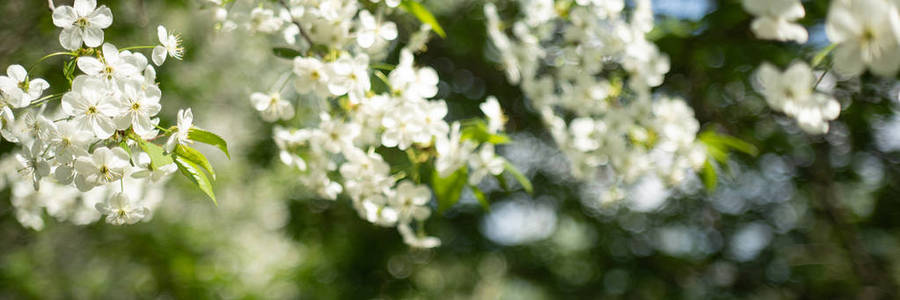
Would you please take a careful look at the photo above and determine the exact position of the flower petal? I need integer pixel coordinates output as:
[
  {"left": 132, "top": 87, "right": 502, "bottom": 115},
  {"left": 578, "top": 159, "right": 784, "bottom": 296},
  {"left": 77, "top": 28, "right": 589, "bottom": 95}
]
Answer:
[
  {"left": 157, "top": 25, "right": 168, "bottom": 44},
  {"left": 87, "top": 6, "right": 113, "bottom": 28},
  {"left": 74, "top": 0, "right": 97, "bottom": 17},
  {"left": 52, "top": 6, "right": 78, "bottom": 27},
  {"left": 59, "top": 27, "right": 83, "bottom": 50},
  {"left": 76, "top": 57, "right": 105, "bottom": 75},
  {"left": 152, "top": 46, "right": 167, "bottom": 66},
  {"left": 82, "top": 27, "right": 104, "bottom": 48},
  {"left": 6, "top": 65, "right": 26, "bottom": 82}
]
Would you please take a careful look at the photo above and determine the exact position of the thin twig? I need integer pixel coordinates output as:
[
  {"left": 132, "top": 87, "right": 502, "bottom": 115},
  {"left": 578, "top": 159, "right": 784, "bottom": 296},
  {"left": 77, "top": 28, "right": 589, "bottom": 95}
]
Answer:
[
  {"left": 814, "top": 68, "right": 829, "bottom": 90},
  {"left": 277, "top": 0, "right": 314, "bottom": 48}
]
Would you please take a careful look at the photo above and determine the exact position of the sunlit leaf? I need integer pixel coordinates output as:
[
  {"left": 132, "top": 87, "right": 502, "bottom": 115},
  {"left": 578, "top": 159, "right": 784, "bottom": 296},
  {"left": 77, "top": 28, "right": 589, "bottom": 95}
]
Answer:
[
  {"left": 370, "top": 63, "right": 395, "bottom": 71},
  {"left": 272, "top": 47, "right": 301, "bottom": 59},
  {"left": 460, "top": 120, "right": 510, "bottom": 144},
  {"left": 470, "top": 185, "right": 490, "bottom": 211},
  {"left": 702, "top": 159, "right": 717, "bottom": 192},
  {"left": 399, "top": 0, "right": 446, "bottom": 38},
  {"left": 700, "top": 131, "right": 759, "bottom": 157},
  {"left": 134, "top": 135, "right": 173, "bottom": 169},
  {"left": 175, "top": 144, "right": 216, "bottom": 180},
  {"left": 811, "top": 44, "right": 836, "bottom": 68},
  {"left": 175, "top": 156, "right": 217, "bottom": 205},
  {"left": 504, "top": 162, "right": 532, "bottom": 194},
  {"left": 432, "top": 167, "right": 467, "bottom": 213},
  {"left": 495, "top": 173, "right": 508, "bottom": 191},
  {"left": 188, "top": 128, "right": 230, "bottom": 159}
]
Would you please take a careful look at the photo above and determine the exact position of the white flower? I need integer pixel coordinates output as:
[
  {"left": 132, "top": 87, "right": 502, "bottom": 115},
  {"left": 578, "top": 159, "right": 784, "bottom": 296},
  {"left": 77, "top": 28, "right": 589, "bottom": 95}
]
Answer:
[
  {"left": 356, "top": 194, "right": 399, "bottom": 226},
  {"left": 49, "top": 121, "right": 93, "bottom": 164},
  {"left": 340, "top": 147, "right": 392, "bottom": 200},
  {"left": 15, "top": 141, "right": 50, "bottom": 191},
  {"left": 398, "top": 222, "right": 441, "bottom": 248},
  {"left": 417, "top": 100, "right": 449, "bottom": 142},
  {"left": 114, "top": 79, "right": 162, "bottom": 138},
  {"left": 0, "top": 102, "right": 15, "bottom": 142},
  {"left": 468, "top": 144, "right": 505, "bottom": 185},
  {"left": 480, "top": 96, "right": 506, "bottom": 133},
  {"left": 248, "top": 7, "right": 285, "bottom": 33},
  {"left": 22, "top": 111, "right": 58, "bottom": 142},
  {"left": 305, "top": 171, "right": 343, "bottom": 200},
  {"left": 755, "top": 62, "right": 813, "bottom": 113},
  {"left": 95, "top": 192, "right": 148, "bottom": 225},
  {"left": 293, "top": 57, "right": 330, "bottom": 96},
  {"left": 10, "top": 181, "right": 46, "bottom": 230},
  {"left": 435, "top": 122, "right": 476, "bottom": 177},
  {"left": 369, "top": 0, "right": 401, "bottom": 8},
  {"left": 755, "top": 62, "right": 841, "bottom": 134},
  {"left": 327, "top": 54, "right": 371, "bottom": 96},
  {"left": 131, "top": 152, "right": 177, "bottom": 182},
  {"left": 312, "top": 113, "right": 359, "bottom": 153},
  {"left": 165, "top": 108, "right": 194, "bottom": 152},
  {"left": 570, "top": 117, "right": 601, "bottom": 152},
  {"left": 390, "top": 181, "right": 432, "bottom": 223},
  {"left": 788, "top": 93, "right": 841, "bottom": 134},
  {"left": 522, "top": 0, "right": 556, "bottom": 27},
  {"left": 77, "top": 43, "right": 140, "bottom": 82},
  {"left": 74, "top": 147, "right": 131, "bottom": 189},
  {"left": 250, "top": 92, "right": 295, "bottom": 122},
  {"left": 389, "top": 49, "right": 439, "bottom": 99},
  {"left": 826, "top": 0, "right": 900, "bottom": 76},
  {"left": 0, "top": 65, "right": 50, "bottom": 108},
  {"left": 61, "top": 75, "right": 119, "bottom": 139},
  {"left": 742, "top": 0, "right": 808, "bottom": 43},
  {"left": 273, "top": 126, "right": 311, "bottom": 170},
  {"left": 356, "top": 10, "right": 398, "bottom": 48},
  {"left": 381, "top": 104, "right": 424, "bottom": 150},
  {"left": 52, "top": 0, "right": 113, "bottom": 50},
  {"left": 152, "top": 25, "right": 185, "bottom": 66}
]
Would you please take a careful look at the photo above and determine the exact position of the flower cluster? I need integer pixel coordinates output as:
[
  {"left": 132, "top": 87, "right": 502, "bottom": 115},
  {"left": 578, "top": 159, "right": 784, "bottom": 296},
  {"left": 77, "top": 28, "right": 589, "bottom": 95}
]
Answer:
[
  {"left": 214, "top": 0, "right": 517, "bottom": 248},
  {"left": 484, "top": 0, "right": 707, "bottom": 198},
  {"left": 754, "top": 62, "right": 840, "bottom": 134},
  {"left": 748, "top": 0, "right": 900, "bottom": 134},
  {"left": 2, "top": 0, "right": 224, "bottom": 229},
  {"left": 742, "top": 0, "right": 808, "bottom": 43}
]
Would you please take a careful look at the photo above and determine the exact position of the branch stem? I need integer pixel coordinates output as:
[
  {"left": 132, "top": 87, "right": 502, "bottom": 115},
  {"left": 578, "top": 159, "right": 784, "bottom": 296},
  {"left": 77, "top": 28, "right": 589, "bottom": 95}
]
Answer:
[{"left": 277, "top": 0, "right": 315, "bottom": 48}]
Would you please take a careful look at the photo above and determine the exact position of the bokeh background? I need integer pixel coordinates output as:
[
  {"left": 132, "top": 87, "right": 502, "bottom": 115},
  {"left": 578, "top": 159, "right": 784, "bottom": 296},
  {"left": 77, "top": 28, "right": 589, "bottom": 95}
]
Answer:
[{"left": 3, "top": 0, "right": 900, "bottom": 298}]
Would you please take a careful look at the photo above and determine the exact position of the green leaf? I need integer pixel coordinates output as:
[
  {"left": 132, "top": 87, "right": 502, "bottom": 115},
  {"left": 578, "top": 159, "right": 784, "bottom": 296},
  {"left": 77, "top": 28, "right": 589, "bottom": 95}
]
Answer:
[
  {"left": 188, "top": 128, "right": 230, "bottom": 159},
  {"left": 272, "top": 47, "right": 302, "bottom": 59},
  {"left": 504, "top": 162, "right": 532, "bottom": 194},
  {"left": 495, "top": 173, "right": 508, "bottom": 191},
  {"left": 63, "top": 59, "right": 77, "bottom": 84},
  {"left": 118, "top": 140, "right": 132, "bottom": 157},
  {"left": 174, "top": 156, "right": 217, "bottom": 205},
  {"left": 370, "top": 63, "right": 395, "bottom": 71},
  {"left": 699, "top": 131, "right": 758, "bottom": 157},
  {"left": 432, "top": 167, "right": 468, "bottom": 213},
  {"left": 399, "top": 0, "right": 446, "bottom": 38},
  {"left": 702, "top": 159, "right": 717, "bottom": 192},
  {"left": 175, "top": 144, "right": 216, "bottom": 181},
  {"left": 134, "top": 136, "right": 173, "bottom": 169},
  {"left": 470, "top": 185, "right": 491, "bottom": 211},
  {"left": 373, "top": 70, "right": 392, "bottom": 94},
  {"left": 811, "top": 44, "right": 836, "bottom": 68},
  {"left": 460, "top": 120, "right": 510, "bottom": 144}
]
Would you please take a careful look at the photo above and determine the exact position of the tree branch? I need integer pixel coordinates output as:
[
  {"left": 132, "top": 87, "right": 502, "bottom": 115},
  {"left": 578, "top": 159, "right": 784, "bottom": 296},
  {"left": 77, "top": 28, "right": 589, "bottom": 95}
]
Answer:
[{"left": 276, "top": 0, "right": 314, "bottom": 48}]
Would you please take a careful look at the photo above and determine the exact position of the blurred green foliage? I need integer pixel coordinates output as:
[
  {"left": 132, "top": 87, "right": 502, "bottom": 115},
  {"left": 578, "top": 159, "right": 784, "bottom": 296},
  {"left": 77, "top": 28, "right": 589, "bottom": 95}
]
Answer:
[{"left": 2, "top": 0, "right": 900, "bottom": 299}]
